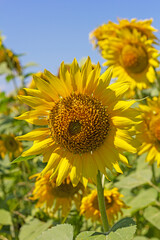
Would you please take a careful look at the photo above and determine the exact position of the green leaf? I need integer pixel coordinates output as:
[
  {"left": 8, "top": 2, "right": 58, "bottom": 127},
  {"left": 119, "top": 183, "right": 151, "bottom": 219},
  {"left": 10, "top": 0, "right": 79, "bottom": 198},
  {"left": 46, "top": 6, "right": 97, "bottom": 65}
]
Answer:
[
  {"left": 136, "top": 153, "right": 148, "bottom": 170},
  {"left": 106, "top": 217, "right": 136, "bottom": 240},
  {"left": 115, "top": 169, "right": 152, "bottom": 189},
  {"left": 76, "top": 218, "right": 136, "bottom": 240},
  {"left": 6, "top": 74, "right": 15, "bottom": 81},
  {"left": 19, "top": 218, "right": 52, "bottom": 240},
  {"left": 0, "top": 209, "right": 12, "bottom": 225},
  {"left": 11, "top": 155, "right": 37, "bottom": 164},
  {"left": 36, "top": 224, "right": 73, "bottom": 240},
  {"left": 144, "top": 206, "right": 160, "bottom": 230},
  {"left": 76, "top": 231, "right": 106, "bottom": 240},
  {"left": 127, "top": 188, "right": 157, "bottom": 213}
]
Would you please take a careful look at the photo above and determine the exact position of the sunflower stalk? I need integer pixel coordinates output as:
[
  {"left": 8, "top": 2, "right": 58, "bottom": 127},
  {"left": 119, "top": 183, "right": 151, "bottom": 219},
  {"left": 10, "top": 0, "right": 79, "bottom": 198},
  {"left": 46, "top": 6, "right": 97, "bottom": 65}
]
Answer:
[
  {"left": 96, "top": 170, "right": 110, "bottom": 232},
  {"left": 151, "top": 164, "right": 156, "bottom": 184}
]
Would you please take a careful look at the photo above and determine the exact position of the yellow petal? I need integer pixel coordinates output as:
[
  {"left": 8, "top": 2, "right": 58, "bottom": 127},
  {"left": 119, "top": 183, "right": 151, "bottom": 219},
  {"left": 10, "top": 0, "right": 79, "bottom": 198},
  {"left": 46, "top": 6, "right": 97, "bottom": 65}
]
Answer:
[
  {"left": 98, "top": 67, "right": 112, "bottom": 87},
  {"left": 82, "top": 153, "right": 98, "bottom": 183},
  {"left": 22, "top": 137, "right": 53, "bottom": 156},
  {"left": 84, "top": 62, "right": 100, "bottom": 95},
  {"left": 33, "top": 74, "right": 59, "bottom": 101},
  {"left": 42, "top": 148, "right": 61, "bottom": 174},
  {"left": 70, "top": 58, "right": 81, "bottom": 92},
  {"left": 111, "top": 100, "right": 136, "bottom": 112},
  {"left": 59, "top": 62, "right": 73, "bottom": 93},
  {"left": 101, "top": 143, "right": 123, "bottom": 173},
  {"left": 16, "top": 128, "right": 50, "bottom": 141},
  {"left": 112, "top": 116, "right": 137, "bottom": 128},
  {"left": 119, "top": 153, "right": 129, "bottom": 166},
  {"left": 102, "top": 83, "right": 129, "bottom": 105},
  {"left": 146, "top": 147, "right": 157, "bottom": 163},
  {"left": 81, "top": 57, "right": 92, "bottom": 90},
  {"left": 18, "top": 95, "right": 53, "bottom": 109},
  {"left": 15, "top": 110, "right": 48, "bottom": 126},
  {"left": 56, "top": 153, "right": 73, "bottom": 186},
  {"left": 114, "top": 136, "right": 137, "bottom": 153},
  {"left": 70, "top": 155, "right": 82, "bottom": 186},
  {"left": 44, "top": 70, "right": 69, "bottom": 97},
  {"left": 23, "top": 88, "right": 53, "bottom": 102},
  {"left": 138, "top": 143, "right": 152, "bottom": 155}
]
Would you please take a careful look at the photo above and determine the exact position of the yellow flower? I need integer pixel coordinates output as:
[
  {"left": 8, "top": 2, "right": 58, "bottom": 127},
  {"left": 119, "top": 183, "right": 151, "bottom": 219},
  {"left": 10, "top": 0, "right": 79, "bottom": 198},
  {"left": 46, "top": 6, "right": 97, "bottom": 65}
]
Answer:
[
  {"left": 90, "top": 19, "right": 159, "bottom": 97},
  {"left": 0, "top": 134, "right": 23, "bottom": 160},
  {"left": 80, "top": 188, "right": 128, "bottom": 224},
  {"left": 137, "top": 96, "right": 160, "bottom": 166},
  {"left": 30, "top": 171, "right": 85, "bottom": 217},
  {"left": 16, "top": 57, "right": 139, "bottom": 187},
  {"left": 102, "top": 29, "right": 158, "bottom": 96},
  {"left": 0, "top": 46, "right": 22, "bottom": 74},
  {"left": 90, "top": 18, "right": 157, "bottom": 48},
  {"left": 6, "top": 49, "right": 22, "bottom": 74}
]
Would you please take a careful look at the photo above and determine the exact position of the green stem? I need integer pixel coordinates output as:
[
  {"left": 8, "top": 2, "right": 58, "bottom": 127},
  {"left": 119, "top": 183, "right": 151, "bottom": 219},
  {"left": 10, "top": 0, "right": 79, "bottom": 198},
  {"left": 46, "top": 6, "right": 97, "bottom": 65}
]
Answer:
[
  {"left": 97, "top": 170, "right": 110, "bottom": 232},
  {"left": 151, "top": 164, "right": 156, "bottom": 184}
]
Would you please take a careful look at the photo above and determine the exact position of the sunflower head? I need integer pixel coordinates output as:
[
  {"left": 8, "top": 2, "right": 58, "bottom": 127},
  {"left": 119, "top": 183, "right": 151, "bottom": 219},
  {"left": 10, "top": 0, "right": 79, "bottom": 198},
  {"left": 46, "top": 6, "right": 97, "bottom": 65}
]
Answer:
[
  {"left": 0, "top": 134, "right": 23, "bottom": 160},
  {"left": 120, "top": 43, "right": 148, "bottom": 74},
  {"left": 48, "top": 93, "right": 110, "bottom": 154},
  {"left": 90, "top": 19, "right": 159, "bottom": 98},
  {"left": 102, "top": 29, "right": 159, "bottom": 97},
  {"left": 16, "top": 57, "right": 140, "bottom": 187},
  {"left": 137, "top": 96, "right": 160, "bottom": 166},
  {"left": 80, "top": 188, "right": 128, "bottom": 224},
  {"left": 30, "top": 171, "right": 86, "bottom": 216}
]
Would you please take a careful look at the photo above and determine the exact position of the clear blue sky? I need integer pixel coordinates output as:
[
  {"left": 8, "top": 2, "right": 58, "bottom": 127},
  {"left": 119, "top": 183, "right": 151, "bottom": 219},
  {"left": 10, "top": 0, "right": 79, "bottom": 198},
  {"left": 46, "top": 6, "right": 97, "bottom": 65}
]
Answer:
[{"left": 1, "top": 0, "right": 160, "bottom": 92}]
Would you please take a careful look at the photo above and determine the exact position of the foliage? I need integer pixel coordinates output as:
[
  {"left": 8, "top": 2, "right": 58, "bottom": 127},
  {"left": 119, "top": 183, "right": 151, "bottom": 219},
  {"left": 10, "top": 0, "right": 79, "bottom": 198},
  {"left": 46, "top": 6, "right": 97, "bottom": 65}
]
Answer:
[{"left": 0, "top": 19, "right": 160, "bottom": 240}]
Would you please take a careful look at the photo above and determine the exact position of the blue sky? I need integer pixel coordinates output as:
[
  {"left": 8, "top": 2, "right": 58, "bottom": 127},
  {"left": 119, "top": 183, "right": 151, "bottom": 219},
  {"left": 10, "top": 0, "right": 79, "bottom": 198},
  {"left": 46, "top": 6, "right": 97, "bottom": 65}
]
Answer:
[{"left": 1, "top": 0, "right": 160, "bottom": 92}]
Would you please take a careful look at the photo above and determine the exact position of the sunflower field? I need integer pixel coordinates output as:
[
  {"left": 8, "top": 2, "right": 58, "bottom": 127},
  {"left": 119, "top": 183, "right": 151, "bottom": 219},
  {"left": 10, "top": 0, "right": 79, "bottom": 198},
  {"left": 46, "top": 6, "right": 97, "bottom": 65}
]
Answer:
[{"left": 0, "top": 18, "right": 160, "bottom": 240}]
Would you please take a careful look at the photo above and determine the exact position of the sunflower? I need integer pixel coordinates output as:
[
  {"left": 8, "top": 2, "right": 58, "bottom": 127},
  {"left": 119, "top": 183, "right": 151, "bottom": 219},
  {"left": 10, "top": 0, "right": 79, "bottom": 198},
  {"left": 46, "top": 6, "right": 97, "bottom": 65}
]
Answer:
[
  {"left": 137, "top": 96, "right": 160, "bottom": 166},
  {"left": 0, "top": 46, "right": 22, "bottom": 74},
  {"left": 0, "top": 134, "right": 23, "bottom": 160},
  {"left": 80, "top": 188, "right": 128, "bottom": 224},
  {"left": 30, "top": 171, "right": 85, "bottom": 217},
  {"left": 90, "top": 18, "right": 157, "bottom": 49},
  {"left": 101, "top": 29, "right": 159, "bottom": 96},
  {"left": 16, "top": 57, "right": 139, "bottom": 187}
]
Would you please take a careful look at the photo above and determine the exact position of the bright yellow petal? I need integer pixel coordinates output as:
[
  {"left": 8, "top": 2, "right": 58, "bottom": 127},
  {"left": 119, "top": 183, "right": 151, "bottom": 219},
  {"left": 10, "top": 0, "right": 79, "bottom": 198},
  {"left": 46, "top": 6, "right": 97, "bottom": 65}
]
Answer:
[
  {"left": 70, "top": 155, "right": 82, "bottom": 186},
  {"left": 84, "top": 62, "right": 100, "bottom": 95},
  {"left": 15, "top": 110, "right": 48, "bottom": 125},
  {"left": 22, "top": 138, "right": 53, "bottom": 157},
  {"left": 114, "top": 135, "right": 137, "bottom": 153},
  {"left": 111, "top": 116, "right": 137, "bottom": 128},
  {"left": 23, "top": 88, "right": 53, "bottom": 102},
  {"left": 138, "top": 143, "right": 152, "bottom": 155},
  {"left": 18, "top": 95, "right": 53, "bottom": 109},
  {"left": 44, "top": 70, "right": 70, "bottom": 97},
  {"left": 146, "top": 146, "right": 157, "bottom": 163},
  {"left": 42, "top": 147, "right": 62, "bottom": 175},
  {"left": 33, "top": 74, "right": 59, "bottom": 101},
  {"left": 16, "top": 128, "right": 50, "bottom": 141},
  {"left": 56, "top": 153, "right": 73, "bottom": 186},
  {"left": 81, "top": 57, "right": 92, "bottom": 91}
]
